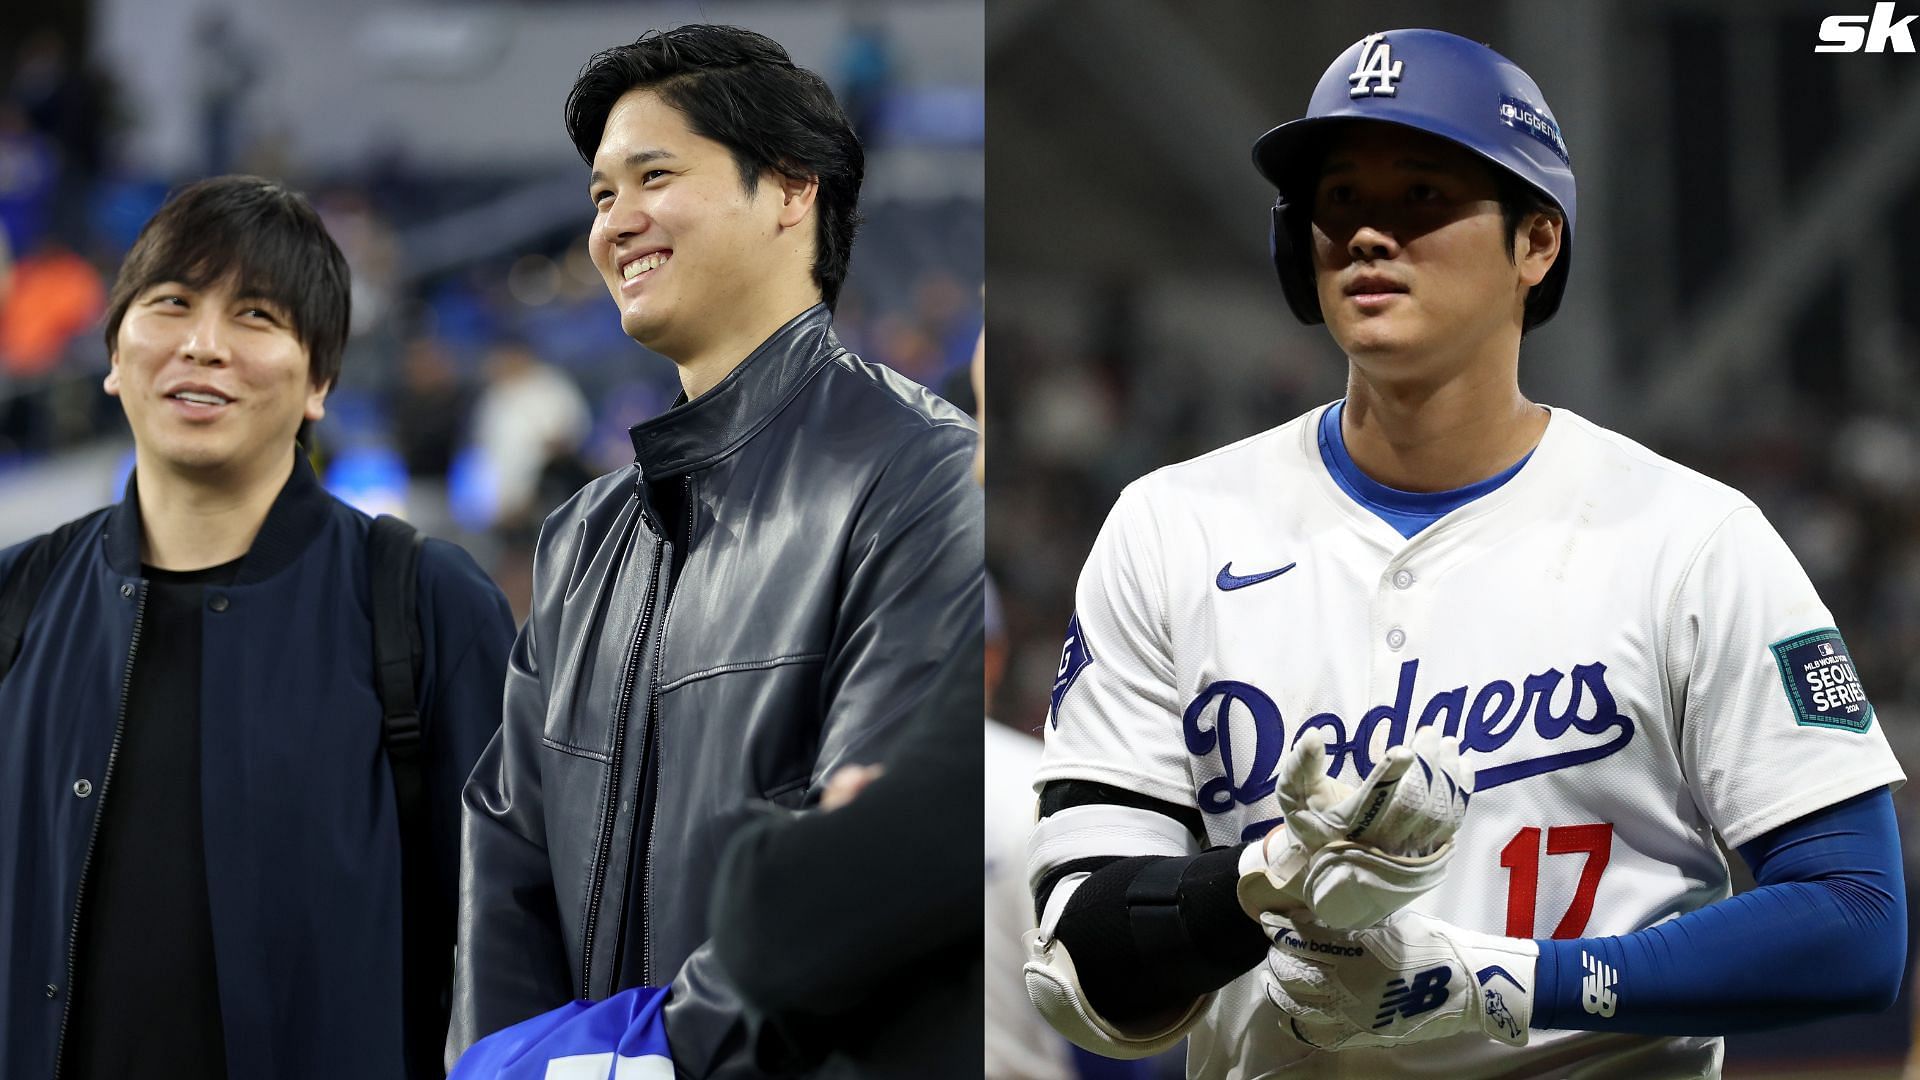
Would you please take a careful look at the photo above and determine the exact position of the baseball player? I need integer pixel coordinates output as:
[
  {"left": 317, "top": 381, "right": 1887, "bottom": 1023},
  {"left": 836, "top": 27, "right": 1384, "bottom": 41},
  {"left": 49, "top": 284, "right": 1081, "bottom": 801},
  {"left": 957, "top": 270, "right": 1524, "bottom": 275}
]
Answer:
[{"left": 1023, "top": 28, "right": 1907, "bottom": 1080}]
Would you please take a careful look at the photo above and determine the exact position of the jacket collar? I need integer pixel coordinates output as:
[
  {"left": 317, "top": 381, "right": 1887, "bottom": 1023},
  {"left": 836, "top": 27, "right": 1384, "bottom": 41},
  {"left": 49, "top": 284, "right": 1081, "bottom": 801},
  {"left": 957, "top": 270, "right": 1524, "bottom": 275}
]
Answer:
[
  {"left": 628, "top": 304, "right": 840, "bottom": 478},
  {"left": 105, "top": 448, "right": 333, "bottom": 583}
]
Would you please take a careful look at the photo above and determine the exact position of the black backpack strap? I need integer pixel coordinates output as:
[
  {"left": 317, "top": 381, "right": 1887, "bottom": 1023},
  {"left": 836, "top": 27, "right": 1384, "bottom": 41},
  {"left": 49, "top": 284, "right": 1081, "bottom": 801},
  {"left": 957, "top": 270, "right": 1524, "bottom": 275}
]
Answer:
[
  {"left": 367, "top": 514, "right": 444, "bottom": 1079},
  {"left": 369, "top": 514, "right": 425, "bottom": 747},
  {"left": 0, "top": 511, "right": 102, "bottom": 681}
]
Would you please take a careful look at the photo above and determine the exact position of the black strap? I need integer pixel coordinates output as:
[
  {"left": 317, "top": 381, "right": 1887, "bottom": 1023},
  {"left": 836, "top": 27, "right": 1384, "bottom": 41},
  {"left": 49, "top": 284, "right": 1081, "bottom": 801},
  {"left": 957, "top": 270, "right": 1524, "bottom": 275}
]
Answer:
[
  {"left": 369, "top": 515, "right": 425, "bottom": 749},
  {"left": 0, "top": 511, "right": 105, "bottom": 681},
  {"left": 1125, "top": 854, "right": 1197, "bottom": 971},
  {"left": 368, "top": 514, "right": 442, "bottom": 1079}
]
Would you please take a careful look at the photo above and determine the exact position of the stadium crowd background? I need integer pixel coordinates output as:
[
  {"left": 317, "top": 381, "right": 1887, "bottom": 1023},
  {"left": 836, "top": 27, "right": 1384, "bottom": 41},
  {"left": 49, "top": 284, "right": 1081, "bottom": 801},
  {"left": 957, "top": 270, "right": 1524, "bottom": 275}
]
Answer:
[
  {"left": 989, "top": 1, "right": 1920, "bottom": 1077},
  {"left": 0, "top": 0, "right": 984, "bottom": 623}
]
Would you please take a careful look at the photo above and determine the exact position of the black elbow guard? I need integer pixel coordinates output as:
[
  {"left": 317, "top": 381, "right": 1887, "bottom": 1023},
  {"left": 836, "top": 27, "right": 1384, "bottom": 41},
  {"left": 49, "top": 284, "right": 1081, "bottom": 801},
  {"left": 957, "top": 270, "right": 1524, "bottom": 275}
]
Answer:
[{"left": 1056, "top": 847, "right": 1268, "bottom": 1026}]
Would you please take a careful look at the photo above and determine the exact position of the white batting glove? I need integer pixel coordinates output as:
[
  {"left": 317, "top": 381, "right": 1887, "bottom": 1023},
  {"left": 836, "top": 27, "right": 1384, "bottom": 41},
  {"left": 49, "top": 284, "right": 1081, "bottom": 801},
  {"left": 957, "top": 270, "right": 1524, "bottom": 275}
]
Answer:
[
  {"left": 1237, "top": 727, "right": 1471, "bottom": 929},
  {"left": 1262, "top": 910, "right": 1537, "bottom": 1049}
]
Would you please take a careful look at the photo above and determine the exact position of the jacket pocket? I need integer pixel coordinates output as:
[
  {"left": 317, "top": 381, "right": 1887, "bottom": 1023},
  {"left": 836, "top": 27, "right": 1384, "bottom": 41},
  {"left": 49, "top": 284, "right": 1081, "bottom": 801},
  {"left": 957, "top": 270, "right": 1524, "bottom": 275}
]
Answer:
[{"left": 760, "top": 774, "right": 811, "bottom": 810}]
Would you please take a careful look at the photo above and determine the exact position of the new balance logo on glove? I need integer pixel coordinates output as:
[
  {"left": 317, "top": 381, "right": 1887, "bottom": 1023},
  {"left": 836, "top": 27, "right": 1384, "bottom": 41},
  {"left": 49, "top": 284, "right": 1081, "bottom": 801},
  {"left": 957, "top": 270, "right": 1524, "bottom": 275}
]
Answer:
[
  {"left": 1581, "top": 951, "right": 1618, "bottom": 1017},
  {"left": 1374, "top": 965, "right": 1452, "bottom": 1027}
]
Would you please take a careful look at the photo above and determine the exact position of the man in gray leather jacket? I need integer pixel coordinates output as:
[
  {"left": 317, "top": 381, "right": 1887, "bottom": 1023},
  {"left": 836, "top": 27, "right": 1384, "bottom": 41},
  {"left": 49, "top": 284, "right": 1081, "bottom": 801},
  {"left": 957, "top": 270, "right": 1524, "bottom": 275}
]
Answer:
[{"left": 447, "top": 25, "right": 984, "bottom": 1077}]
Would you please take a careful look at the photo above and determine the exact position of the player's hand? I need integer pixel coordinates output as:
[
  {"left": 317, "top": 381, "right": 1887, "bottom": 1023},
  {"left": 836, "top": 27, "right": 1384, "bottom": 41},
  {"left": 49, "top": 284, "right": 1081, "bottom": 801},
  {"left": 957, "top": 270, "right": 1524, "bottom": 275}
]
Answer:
[
  {"left": 820, "top": 763, "right": 883, "bottom": 810},
  {"left": 1283, "top": 725, "right": 1468, "bottom": 854},
  {"left": 1261, "top": 910, "right": 1537, "bottom": 1049},
  {"left": 1237, "top": 727, "right": 1471, "bottom": 929}
]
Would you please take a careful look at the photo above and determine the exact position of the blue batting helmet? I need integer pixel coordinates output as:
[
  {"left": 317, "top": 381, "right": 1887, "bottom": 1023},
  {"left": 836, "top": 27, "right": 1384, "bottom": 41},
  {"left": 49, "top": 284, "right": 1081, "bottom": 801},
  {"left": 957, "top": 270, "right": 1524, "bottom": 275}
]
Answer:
[{"left": 1251, "top": 29, "right": 1576, "bottom": 330}]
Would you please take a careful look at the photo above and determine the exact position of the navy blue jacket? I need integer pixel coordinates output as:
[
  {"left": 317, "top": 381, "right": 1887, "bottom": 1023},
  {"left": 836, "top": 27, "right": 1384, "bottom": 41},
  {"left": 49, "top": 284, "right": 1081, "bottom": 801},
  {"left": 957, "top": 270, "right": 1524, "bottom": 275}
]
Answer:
[{"left": 0, "top": 454, "right": 515, "bottom": 1079}]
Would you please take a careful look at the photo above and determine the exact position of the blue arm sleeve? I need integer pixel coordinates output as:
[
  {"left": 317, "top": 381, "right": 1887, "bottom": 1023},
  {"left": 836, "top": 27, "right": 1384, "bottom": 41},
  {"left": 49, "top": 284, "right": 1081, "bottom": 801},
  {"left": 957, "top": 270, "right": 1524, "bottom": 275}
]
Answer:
[{"left": 1531, "top": 787, "right": 1906, "bottom": 1034}]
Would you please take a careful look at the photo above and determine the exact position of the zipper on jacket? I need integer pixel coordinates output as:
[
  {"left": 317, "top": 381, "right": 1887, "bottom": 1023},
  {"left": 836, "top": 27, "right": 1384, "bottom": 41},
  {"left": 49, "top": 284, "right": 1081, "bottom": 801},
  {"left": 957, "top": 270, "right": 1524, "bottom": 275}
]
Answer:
[
  {"left": 635, "top": 476, "right": 691, "bottom": 984},
  {"left": 579, "top": 530, "right": 664, "bottom": 998},
  {"left": 51, "top": 581, "right": 147, "bottom": 1077}
]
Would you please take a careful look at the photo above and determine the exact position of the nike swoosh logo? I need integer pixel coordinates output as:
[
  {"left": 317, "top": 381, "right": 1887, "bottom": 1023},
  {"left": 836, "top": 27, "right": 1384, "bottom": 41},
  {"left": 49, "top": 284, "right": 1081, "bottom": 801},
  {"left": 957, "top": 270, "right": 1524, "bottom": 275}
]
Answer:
[{"left": 1216, "top": 561, "right": 1297, "bottom": 591}]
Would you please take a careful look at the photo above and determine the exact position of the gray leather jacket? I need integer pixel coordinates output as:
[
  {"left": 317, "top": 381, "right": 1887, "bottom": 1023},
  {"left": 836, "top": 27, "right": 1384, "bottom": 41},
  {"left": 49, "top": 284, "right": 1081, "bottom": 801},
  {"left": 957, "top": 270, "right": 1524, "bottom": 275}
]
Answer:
[{"left": 448, "top": 306, "right": 982, "bottom": 1076}]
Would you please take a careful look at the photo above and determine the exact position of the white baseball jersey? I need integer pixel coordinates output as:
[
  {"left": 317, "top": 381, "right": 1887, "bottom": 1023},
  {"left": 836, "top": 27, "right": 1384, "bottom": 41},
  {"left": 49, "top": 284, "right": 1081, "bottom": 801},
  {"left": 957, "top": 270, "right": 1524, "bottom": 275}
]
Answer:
[{"left": 1037, "top": 403, "right": 1905, "bottom": 1080}]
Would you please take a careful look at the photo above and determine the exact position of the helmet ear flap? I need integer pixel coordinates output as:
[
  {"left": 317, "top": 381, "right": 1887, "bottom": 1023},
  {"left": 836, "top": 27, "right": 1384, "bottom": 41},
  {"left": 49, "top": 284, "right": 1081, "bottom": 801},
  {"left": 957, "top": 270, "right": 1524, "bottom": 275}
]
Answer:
[{"left": 1270, "top": 196, "right": 1324, "bottom": 326}]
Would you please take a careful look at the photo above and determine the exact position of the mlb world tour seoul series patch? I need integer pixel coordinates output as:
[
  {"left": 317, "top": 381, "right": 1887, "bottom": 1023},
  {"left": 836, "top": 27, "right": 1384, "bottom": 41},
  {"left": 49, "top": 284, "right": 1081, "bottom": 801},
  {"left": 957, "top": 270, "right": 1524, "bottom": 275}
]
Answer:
[{"left": 1770, "top": 628, "right": 1875, "bottom": 733}]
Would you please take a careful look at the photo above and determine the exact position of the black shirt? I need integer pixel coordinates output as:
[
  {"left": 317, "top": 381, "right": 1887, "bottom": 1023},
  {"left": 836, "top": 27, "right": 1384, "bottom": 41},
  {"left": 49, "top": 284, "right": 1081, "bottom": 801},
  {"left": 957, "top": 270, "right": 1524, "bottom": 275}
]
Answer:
[{"left": 65, "top": 559, "right": 239, "bottom": 1080}]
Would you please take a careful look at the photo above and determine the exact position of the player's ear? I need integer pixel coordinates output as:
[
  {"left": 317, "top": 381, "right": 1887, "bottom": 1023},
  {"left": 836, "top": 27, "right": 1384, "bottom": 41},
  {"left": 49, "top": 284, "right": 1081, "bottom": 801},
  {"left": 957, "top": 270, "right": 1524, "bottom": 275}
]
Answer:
[
  {"left": 773, "top": 170, "right": 817, "bottom": 231},
  {"left": 1516, "top": 212, "right": 1562, "bottom": 289},
  {"left": 305, "top": 363, "right": 332, "bottom": 423}
]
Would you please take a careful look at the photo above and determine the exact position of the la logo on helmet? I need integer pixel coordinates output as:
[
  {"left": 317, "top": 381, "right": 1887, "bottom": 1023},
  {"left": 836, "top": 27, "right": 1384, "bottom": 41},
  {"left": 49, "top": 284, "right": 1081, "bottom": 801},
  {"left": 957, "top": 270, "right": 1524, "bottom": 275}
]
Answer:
[{"left": 1348, "top": 33, "right": 1405, "bottom": 97}]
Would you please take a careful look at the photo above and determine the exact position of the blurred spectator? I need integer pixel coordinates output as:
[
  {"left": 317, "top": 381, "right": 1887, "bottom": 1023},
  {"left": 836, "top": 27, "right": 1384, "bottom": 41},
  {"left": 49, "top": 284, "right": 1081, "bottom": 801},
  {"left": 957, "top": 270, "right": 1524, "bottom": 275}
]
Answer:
[
  {"left": 986, "top": 575, "right": 1075, "bottom": 1080},
  {"left": 468, "top": 337, "right": 589, "bottom": 532},
  {"left": 393, "top": 334, "right": 471, "bottom": 482},
  {"left": 0, "top": 102, "right": 56, "bottom": 254},
  {"left": 838, "top": 7, "right": 895, "bottom": 143},
  {"left": 195, "top": 12, "right": 259, "bottom": 175},
  {"left": 390, "top": 332, "right": 475, "bottom": 541},
  {"left": 985, "top": 716, "right": 1073, "bottom": 1080},
  {"left": 918, "top": 271, "right": 982, "bottom": 381},
  {"left": 8, "top": 29, "right": 106, "bottom": 240},
  {"left": 0, "top": 237, "right": 104, "bottom": 380},
  {"left": 871, "top": 311, "right": 941, "bottom": 385},
  {"left": 9, "top": 31, "right": 73, "bottom": 136},
  {"left": 318, "top": 187, "right": 402, "bottom": 339}
]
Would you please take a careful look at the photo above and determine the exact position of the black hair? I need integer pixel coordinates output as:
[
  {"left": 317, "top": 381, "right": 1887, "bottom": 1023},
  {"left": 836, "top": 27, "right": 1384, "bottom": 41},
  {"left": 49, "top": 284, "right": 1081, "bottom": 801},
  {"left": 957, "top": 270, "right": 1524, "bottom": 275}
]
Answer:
[
  {"left": 1494, "top": 172, "right": 1566, "bottom": 332},
  {"left": 564, "top": 24, "right": 865, "bottom": 310},
  {"left": 104, "top": 175, "right": 352, "bottom": 390}
]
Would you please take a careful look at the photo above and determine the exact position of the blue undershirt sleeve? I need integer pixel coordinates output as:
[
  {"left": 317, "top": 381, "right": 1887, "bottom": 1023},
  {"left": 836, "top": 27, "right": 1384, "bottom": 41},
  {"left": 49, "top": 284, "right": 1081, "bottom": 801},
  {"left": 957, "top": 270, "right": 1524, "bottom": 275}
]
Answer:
[{"left": 1531, "top": 787, "right": 1906, "bottom": 1034}]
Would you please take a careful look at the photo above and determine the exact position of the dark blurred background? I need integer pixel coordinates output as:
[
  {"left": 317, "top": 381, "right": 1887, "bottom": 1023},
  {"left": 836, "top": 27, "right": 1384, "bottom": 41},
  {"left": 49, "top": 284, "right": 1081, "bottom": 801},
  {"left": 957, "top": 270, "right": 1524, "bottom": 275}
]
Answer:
[
  {"left": 0, "top": 0, "right": 984, "bottom": 622},
  {"left": 987, "top": 2, "right": 1920, "bottom": 1077}
]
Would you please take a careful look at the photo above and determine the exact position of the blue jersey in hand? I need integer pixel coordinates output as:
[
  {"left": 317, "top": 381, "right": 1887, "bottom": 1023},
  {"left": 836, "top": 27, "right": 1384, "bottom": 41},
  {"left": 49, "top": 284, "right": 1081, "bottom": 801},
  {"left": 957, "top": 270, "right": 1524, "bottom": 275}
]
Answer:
[{"left": 450, "top": 986, "right": 672, "bottom": 1079}]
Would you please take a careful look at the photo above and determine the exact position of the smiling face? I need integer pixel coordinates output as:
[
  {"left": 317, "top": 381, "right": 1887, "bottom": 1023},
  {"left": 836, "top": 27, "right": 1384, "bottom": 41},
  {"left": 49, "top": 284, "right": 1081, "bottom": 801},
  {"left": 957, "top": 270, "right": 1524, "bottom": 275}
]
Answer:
[
  {"left": 1309, "top": 124, "right": 1559, "bottom": 373},
  {"left": 587, "top": 88, "right": 815, "bottom": 362},
  {"left": 105, "top": 276, "right": 327, "bottom": 477}
]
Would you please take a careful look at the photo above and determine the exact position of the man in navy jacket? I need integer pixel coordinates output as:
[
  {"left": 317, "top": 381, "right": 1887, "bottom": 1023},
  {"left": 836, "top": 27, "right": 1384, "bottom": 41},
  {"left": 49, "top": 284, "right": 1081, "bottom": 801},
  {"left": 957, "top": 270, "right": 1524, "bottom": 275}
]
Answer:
[{"left": 0, "top": 176, "right": 515, "bottom": 1079}]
